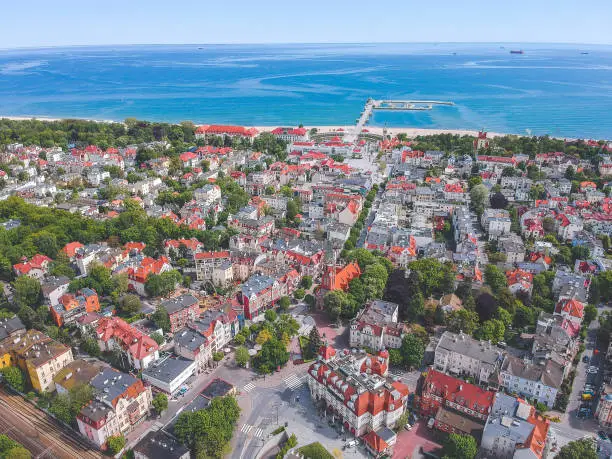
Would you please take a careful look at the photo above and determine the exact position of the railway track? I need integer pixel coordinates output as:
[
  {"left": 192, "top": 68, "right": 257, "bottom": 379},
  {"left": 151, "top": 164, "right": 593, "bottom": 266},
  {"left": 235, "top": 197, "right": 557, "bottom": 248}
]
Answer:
[{"left": 0, "top": 386, "right": 102, "bottom": 459}]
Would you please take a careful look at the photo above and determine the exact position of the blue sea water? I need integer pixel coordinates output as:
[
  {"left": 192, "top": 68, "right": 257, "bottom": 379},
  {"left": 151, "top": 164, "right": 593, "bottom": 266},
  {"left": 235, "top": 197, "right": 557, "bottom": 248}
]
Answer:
[{"left": 0, "top": 43, "right": 611, "bottom": 139}]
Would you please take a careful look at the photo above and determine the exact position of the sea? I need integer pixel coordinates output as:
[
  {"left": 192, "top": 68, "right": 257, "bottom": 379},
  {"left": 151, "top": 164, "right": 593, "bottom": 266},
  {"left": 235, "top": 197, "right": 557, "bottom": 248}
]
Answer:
[{"left": 1, "top": 43, "right": 611, "bottom": 139}]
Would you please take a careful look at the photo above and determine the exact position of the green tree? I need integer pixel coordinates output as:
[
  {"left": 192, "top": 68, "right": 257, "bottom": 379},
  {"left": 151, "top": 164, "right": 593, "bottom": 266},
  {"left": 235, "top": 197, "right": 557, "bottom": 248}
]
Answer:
[
  {"left": 441, "top": 433, "right": 478, "bottom": 459},
  {"left": 279, "top": 296, "right": 291, "bottom": 311},
  {"left": 255, "top": 337, "right": 290, "bottom": 371},
  {"left": 117, "top": 294, "right": 141, "bottom": 316},
  {"left": 264, "top": 309, "right": 278, "bottom": 323},
  {"left": 400, "top": 334, "right": 425, "bottom": 369},
  {"left": 323, "top": 290, "right": 349, "bottom": 321},
  {"left": 446, "top": 308, "right": 479, "bottom": 334},
  {"left": 151, "top": 306, "right": 171, "bottom": 333},
  {"left": 81, "top": 337, "right": 101, "bottom": 357},
  {"left": 13, "top": 276, "right": 41, "bottom": 308},
  {"left": 484, "top": 265, "right": 507, "bottom": 294},
  {"left": 475, "top": 319, "right": 505, "bottom": 344},
  {"left": 235, "top": 346, "right": 250, "bottom": 368},
  {"left": 107, "top": 435, "right": 126, "bottom": 455},
  {"left": 256, "top": 329, "right": 273, "bottom": 345},
  {"left": 300, "top": 276, "right": 313, "bottom": 289},
  {"left": 470, "top": 184, "right": 488, "bottom": 215},
  {"left": 308, "top": 326, "right": 323, "bottom": 358},
  {"left": 389, "top": 349, "right": 403, "bottom": 367},
  {"left": 145, "top": 270, "right": 182, "bottom": 297},
  {"left": 152, "top": 393, "right": 168, "bottom": 414},
  {"left": 234, "top": 334, "right": 246, "bottom": 345},
  {"left": 556, "top": 439, "right": 597, "bottom": 459},
  {"left": 213, "top": 352, "right": 224, "bottom": 362},
  {"left": 407, "top": 291, "right": 425, "bottom": 321},
  {"left": 1, "top": 367, "right": 25, "bottom": 392},
  {"left": 294, "top": 288, "right": 305, "bottom": 300},
  {"left": 151, "top": 332, "right": 164, "bottom": 345},
  {"left": 174, "top": 396, "right": 240, "bottom": 459}
]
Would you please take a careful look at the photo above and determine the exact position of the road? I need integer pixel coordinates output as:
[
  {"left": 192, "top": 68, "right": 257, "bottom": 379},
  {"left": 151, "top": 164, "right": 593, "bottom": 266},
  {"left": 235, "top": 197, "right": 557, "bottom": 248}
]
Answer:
[
  {"left": 549, "top": 306, "right": 611, "bottom": 453},
  {"left": 0, "top": 386, "right": 102, "bottom": 459}
]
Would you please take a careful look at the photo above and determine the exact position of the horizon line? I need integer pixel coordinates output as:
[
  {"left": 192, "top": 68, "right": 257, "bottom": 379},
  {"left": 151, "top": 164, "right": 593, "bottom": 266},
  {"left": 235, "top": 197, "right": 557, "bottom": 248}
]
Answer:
[{"left": 1, "top": 40, "right": 611, "bottom": 52}]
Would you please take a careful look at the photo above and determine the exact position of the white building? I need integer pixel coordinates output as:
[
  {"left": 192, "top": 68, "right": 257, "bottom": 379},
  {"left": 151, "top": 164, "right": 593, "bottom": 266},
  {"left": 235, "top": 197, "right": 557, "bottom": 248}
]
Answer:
[
  {"left": 433, "top": 331, "right": 504, "bottom": 385},
  {"left": 142, "top": 356, "right": 196, "bottom": 395},
  {"left": 499, "top": 356, "right": 563, "bottom": 408},
  {"left": 349, "top": 300, "right": 408, "bottom": 351}
]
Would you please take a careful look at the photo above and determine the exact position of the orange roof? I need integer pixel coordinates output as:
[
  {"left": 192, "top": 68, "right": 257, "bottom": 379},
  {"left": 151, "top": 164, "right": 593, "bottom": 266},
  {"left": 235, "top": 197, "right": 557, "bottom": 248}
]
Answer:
[
  {"left": 363, "top": 430, "right": 388, "bottom": 453},
  {"left": 124, "top": 241, "right": 146, "bottom": 252},
  {"left": 555, "top": 298, "right": 585, "bottom": 319},
  {"left": 62, "top": 241, "right": 84, "bottom": 258},
  {"left": 328, "top": 262, "right": 361, "bottom": 291},
  {"left": 524, "top": 411, "right": 550, "bottom": 459},
  {"left": 194, "top": 251, "right": 230, "bottom": 260}
]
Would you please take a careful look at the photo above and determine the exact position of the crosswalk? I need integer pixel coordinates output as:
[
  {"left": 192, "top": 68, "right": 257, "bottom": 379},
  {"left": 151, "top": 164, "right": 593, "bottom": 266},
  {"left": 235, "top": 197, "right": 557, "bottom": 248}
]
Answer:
[
  {"left": 283, "top": 373, "right": 305, "bottom": 390},
  {"left": 243, "top": 382, "right": 256, "bottom": 393},
  {"left": 240, "top": 424, "right": 264, "bottom": 438}
]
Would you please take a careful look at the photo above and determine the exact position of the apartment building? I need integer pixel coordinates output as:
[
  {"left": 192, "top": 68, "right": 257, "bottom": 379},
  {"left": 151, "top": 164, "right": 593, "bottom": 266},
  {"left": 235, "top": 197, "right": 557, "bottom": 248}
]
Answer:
[
  {"left": 77, "top": 368, "right": 152, "bottom": 448},
  {"left": 96, "top": 317, "right": 159, "bottom": 370},
  {"left": 433, "top": 331, "right": 504, "bottom": 385},
  {"left": 349, "top": 300, "right": 408, "bottom": 351},
  {"left": 160, "top": 294, "right": 200, "bottom": 333}
]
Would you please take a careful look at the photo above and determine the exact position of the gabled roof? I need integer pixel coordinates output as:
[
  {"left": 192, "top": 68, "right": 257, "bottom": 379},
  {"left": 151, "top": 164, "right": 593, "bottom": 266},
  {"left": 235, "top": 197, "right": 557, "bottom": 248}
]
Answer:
[{"left": 554, "top": 298, "right": 584, "bottom": 319}]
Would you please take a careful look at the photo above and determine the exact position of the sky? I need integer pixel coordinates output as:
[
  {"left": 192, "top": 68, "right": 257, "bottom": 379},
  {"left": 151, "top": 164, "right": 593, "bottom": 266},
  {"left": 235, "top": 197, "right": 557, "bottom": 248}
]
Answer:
[{"left": 1, "top": 0, "right": 611, "bottom": 48}]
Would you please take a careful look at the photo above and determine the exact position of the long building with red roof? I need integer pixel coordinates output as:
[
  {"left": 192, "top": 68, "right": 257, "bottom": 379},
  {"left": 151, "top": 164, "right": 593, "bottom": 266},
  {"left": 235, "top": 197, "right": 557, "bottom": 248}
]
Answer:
[
  {"left": 307, "top": 345, "right": 409, "bottom": 438},
  {"left": 418, "top": 369, "right": 495, "bottom": 438},
  {"left": 195, "top": 125, "right": 258, "bottom": 140}
]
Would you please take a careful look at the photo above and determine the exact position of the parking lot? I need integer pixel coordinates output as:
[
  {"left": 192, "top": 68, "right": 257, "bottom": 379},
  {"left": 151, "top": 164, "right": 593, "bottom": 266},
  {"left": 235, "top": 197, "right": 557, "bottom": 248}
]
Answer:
[{"left": 392, "top": 419, "right": 442, "bottom": 459}]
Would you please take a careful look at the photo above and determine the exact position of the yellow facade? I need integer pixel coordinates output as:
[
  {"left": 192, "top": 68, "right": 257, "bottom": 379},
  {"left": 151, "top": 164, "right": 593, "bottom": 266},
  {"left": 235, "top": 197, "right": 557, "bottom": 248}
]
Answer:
[{"left": 0, "top": 351, "right": 11, "bottom": 369}]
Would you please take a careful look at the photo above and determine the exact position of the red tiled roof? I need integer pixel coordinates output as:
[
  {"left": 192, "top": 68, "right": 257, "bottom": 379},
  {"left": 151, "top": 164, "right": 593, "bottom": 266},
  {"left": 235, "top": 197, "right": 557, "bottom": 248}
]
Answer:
[
  {"left": 62, "top": 241, "right": 84, "bottom": 258},
  {"left": 555, "top": 298, "right": 585, "bottom": 319}
]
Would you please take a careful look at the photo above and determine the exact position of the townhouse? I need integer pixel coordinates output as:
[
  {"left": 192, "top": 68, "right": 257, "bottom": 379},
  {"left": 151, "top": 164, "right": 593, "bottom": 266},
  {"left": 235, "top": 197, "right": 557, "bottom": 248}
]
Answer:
[
  {"left": 0, "top": 329, "right": 74, "bottom": 392},
  {"left": 349, "top": 300, "right": 408, "bottom": 351},
  {"left": 50, "top": 288, "right": 101, "bottom": 327},
  {"left": 77, "top": 368, "right": 152, "bottom": 448},
  {"left": 160, "top": 294, "right": 200, "bottom": 333},
  {"left": 480, "top": 393, "right": 550, "bottom": 459},
  {"left": 96, "top": 317, "right": 159, "bottom": 370},
  {"left": 433, "top": 331, "right": 504, "bottom": 385}
]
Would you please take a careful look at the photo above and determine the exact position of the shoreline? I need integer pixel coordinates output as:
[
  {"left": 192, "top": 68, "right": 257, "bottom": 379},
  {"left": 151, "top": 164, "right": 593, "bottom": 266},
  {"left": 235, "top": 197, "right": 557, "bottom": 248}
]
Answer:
[{"left": 0, "top": 115, "right": 581, "bottom": 141}]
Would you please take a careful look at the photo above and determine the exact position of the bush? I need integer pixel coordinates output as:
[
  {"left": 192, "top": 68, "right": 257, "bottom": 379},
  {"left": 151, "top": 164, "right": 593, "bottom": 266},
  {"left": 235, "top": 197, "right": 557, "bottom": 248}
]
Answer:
[
  {"left": 107, "top": 435, "right": 126, "bottom": 455},
  {"left": 298, "top": 442, "right": 333, "bottom": 459}
]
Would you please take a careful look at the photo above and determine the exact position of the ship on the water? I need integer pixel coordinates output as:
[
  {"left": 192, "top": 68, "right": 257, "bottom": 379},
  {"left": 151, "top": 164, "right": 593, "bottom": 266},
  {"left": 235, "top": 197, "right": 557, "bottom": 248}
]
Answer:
[{"left": 510, "top": 50, "right": 524, "bottom": 54}]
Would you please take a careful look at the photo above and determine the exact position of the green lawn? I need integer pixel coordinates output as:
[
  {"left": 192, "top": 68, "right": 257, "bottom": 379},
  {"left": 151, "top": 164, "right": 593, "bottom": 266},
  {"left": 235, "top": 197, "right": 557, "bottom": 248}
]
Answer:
[{"left": 298, "top": 442, "right": 334, "bottom": 459}]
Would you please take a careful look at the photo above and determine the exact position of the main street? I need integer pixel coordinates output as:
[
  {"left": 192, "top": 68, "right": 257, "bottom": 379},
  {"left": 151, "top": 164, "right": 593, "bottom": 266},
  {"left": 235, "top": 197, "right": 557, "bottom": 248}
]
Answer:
[
  {"left": 549, "top": 306, "right": 611, "bottom": 453},
  {"left": 0, "top": 386, "right": 102, "bottom": 459}
]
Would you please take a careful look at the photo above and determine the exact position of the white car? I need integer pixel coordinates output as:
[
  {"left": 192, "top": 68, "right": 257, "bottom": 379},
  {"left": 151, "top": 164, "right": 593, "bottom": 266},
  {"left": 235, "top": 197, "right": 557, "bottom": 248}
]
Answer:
[{"left": 587, "top": 367, "right": 599, "bottom": 374}]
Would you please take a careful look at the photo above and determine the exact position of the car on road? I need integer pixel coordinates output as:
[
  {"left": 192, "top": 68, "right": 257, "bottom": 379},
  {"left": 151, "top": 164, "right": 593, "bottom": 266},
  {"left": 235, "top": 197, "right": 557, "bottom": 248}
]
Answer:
[
  {"left": 598, "top": 431, "right": 609, "bottom": 441},
  {"left": 583, "top": 355, "right": 590, "bottom": 363},
  {"left": 404, "top": 423, "right": 413, "bottom": 431},
  {"left": 587, "top": 366, "right": 599, "bottom": 374}
]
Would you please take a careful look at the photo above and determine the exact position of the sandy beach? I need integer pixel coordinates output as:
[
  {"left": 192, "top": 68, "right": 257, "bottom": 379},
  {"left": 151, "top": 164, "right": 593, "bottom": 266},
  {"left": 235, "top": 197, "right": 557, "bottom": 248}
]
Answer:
[
  {"left": 254, "top": 125, "right": 511, "bottom": 139},
  {"left": 0, "top": 115, "right": 513, "bottom": 139}
]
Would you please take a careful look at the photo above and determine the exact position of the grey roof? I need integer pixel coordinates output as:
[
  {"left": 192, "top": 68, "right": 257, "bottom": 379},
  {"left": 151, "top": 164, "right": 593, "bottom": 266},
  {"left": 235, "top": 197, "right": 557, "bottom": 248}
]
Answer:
[
  {"left": 0, "top": 315, "right": 25, "bottom": 341},
  {"left": 437, "top": 331, "right": 504, "bottom": 365},
  {"left": 91, "top": 368, "right": 137, "bottom": 403},
  {"left": 201, "top": 378, "right": 234, "bottom": 400},
  {"left": 161, "top": 295, "right": 199, "bottom": 315},
  {"left": 174, "top": 328, "right": 207, "bottom": 352},
  {"left": 482, "top": 393, "right": 535, "bottom": 447},
  {"left": 375, "top": 426, "right": 396, "bottom": 443},
  {"left": 80, "top": 399, "right": 112, "bottom": 422},
  {"left": 41, "top": 276, "right": 70, "bottom": 296},
  {"left": 501, "top": 355, "right": 564, "bottom": 388},
  {"left": 134, "top": 430, "right": 190, "bottom": 459},
  {"left": 142, "top": 357, "right": 195, "bottom": 384},
  {"left": 241, "top": 274, "right": 275, "bottom": 297}
]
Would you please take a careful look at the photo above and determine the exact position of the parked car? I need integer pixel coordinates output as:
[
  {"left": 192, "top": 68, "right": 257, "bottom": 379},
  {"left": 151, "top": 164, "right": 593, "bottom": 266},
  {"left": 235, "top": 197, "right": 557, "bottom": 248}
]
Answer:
[
  {"left": 404, "top": 423, "right": 413, "bottom": 431},
  {"left": 583, "top": 355, "right": 590, "bottom": 363},
  {"left": 587, "top": 367, "right": 599, "bottom": 374},
  {"left": 597, "top": 431, "right": 608, "bottom": 441}
]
